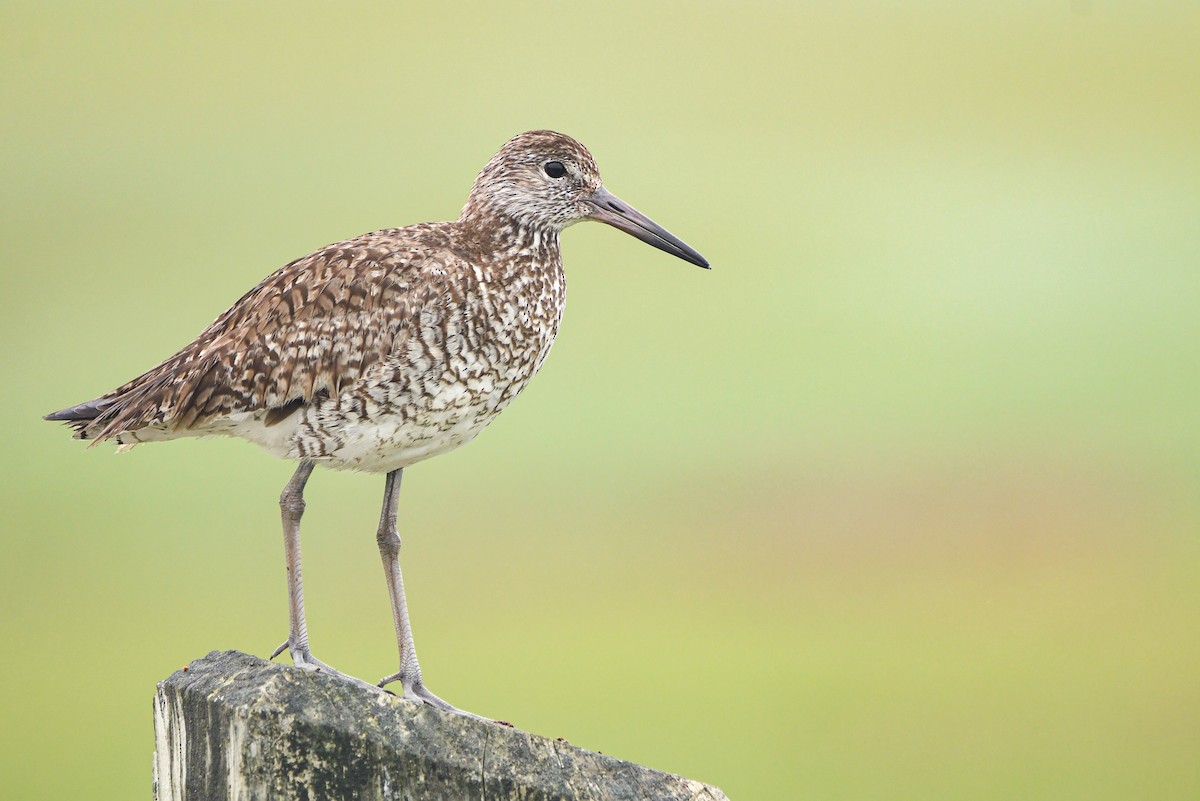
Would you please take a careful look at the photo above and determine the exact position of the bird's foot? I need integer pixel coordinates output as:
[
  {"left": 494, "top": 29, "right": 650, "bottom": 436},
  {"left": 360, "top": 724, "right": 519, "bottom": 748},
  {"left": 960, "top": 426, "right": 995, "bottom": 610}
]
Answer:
[
  {"left": 290, "top": 648, "right": 343, "bottom": 676},
  {"left": 377, "top": 671, "right": 483, "bottom": 719},
  {"left": 269, "top": 640, "right": 380, "bottom": 693}
]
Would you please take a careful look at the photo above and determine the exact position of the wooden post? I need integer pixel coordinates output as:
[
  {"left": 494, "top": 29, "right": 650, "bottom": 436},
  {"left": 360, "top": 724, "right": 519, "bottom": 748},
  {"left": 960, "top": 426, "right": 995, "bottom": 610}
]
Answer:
[{"left": 153, "top": 650, "right": 729, "bottom": 801}]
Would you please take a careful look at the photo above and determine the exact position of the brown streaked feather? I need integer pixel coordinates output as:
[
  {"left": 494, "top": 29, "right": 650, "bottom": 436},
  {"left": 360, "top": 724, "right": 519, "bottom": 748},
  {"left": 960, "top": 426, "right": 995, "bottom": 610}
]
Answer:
[{"left": 80, "top": 227, "right": 457, "bottom": 444}]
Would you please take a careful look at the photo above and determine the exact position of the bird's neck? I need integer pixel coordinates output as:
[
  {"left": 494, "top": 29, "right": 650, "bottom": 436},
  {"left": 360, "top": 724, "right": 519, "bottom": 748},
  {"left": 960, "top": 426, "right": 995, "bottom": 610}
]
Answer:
[{"left": 456, "top": 211, "right": 562, "bottom": 281}]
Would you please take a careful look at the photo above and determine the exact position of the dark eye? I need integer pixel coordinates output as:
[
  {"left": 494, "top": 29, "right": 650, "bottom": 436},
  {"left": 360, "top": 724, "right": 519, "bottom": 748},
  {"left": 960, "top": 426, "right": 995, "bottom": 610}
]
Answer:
[{"left": 543, "top": 161, "right": 567, "bottom": 179}]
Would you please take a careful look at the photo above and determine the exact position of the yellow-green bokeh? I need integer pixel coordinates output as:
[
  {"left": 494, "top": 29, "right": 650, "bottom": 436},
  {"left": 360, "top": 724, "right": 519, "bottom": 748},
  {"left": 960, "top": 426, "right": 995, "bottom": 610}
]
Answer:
[{"left": 3, "top": 3, "right": 1198, "bottom": 799}]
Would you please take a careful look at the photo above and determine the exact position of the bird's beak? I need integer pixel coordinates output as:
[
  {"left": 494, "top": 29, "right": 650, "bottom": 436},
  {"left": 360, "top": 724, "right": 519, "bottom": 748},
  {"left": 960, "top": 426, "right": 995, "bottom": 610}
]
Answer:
[{"left": 584, "top": 186, "right": 710, "bottom": 269}]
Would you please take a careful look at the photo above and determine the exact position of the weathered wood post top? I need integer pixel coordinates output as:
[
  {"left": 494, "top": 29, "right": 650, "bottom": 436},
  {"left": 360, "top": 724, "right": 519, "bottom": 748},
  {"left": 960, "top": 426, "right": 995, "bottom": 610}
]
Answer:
[{"left": 153, "top": 650, "right": 729, "bottom": 801}]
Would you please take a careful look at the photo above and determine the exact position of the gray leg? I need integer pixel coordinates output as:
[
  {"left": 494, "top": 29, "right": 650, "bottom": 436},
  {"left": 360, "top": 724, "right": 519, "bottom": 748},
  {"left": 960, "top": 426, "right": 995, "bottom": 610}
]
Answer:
[
  {"left": 375, "top": 469, "right": 467, "bottom": 713},
  {"left": 272, "top": 461, "right": 374, "bottom": 689}
]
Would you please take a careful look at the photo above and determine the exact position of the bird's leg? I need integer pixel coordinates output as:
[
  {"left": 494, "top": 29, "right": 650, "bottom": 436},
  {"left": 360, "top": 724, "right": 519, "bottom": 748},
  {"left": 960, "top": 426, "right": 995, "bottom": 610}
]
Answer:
[
  {"left": 375, "top": 468, "right": 469, "bottom": 714},
  {"left": 273, "top": 461, "right": 351, "bottom": 680}
]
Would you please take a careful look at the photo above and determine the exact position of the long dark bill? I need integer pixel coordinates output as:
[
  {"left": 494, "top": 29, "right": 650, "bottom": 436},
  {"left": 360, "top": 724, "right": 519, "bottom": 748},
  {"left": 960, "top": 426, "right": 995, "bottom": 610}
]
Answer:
[{"left": 585, "top": 186, "right": 710, "bottom": 269}]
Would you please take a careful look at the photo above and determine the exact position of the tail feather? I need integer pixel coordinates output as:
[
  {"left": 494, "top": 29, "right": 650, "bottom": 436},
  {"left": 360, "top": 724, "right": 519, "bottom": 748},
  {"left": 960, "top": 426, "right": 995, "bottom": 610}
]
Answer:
[
  {"left": 44, "top": 398, "right": 113, "bottom": 423},
  {"left": 45, "top": 351, "right": 185, "bottom": 443},
  {"left": 44, "top": 397, "right": 116, "bottom": 439}
]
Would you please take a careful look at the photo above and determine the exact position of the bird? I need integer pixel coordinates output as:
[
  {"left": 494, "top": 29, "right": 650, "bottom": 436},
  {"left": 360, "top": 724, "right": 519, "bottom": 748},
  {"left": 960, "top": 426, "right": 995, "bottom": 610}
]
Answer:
[{"left": 44, "top": 130, "right": 708, "bottom": 714}]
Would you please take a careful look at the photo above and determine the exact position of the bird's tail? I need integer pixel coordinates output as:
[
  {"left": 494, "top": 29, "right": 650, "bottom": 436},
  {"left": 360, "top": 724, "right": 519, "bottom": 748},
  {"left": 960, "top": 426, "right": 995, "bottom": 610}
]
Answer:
[
  {"left": 44, "top": 351, "right": 199, "bottom": 445},
  {"left": 43, "top": 397, "right": 116, "bottom": 440}
]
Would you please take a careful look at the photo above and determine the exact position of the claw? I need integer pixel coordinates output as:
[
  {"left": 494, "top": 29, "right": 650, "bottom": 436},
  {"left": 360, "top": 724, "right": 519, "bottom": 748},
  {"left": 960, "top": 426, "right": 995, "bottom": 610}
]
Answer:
[
  {"left": 377, "top": 673, "right": 481, "bottom": 718},
  {"left": 268, "top": 640, "right": 289, "bottom": 661}
]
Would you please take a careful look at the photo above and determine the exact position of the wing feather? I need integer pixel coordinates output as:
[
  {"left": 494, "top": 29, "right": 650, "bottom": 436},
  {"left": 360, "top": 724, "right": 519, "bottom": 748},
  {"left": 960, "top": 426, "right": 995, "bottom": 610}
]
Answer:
[{"left": 80, "top": 229, "right": 448, "bottom": 443}]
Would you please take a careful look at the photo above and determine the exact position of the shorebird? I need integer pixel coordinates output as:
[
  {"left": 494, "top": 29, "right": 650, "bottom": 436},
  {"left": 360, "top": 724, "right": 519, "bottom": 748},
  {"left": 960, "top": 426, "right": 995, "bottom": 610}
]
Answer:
[{"left": 45, "top": 131, "right": 708, "bottom": 713}]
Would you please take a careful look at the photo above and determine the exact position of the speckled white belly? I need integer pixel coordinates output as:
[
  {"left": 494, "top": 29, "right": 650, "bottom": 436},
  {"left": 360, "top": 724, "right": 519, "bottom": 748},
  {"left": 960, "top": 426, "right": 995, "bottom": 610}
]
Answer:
[
  {"left": 300, "top": 390, "right": 505, "bottom": 473},
  {"left": 209, "top": 331, "right": 549, "bottom": 474},
  {"left": 217, "top": 377, "right": 512, "bottom": 473}
]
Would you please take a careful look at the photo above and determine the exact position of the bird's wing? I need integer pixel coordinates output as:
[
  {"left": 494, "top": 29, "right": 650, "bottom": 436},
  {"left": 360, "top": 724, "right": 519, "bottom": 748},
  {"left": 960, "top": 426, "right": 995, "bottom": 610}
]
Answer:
[{"left": 83, "top": 229, "right": 452, "bottom": 443}]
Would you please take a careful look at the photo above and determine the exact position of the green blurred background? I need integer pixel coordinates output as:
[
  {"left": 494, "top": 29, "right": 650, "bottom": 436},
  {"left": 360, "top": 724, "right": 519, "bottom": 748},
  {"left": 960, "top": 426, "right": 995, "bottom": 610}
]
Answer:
[{"left": 3, "top": 2, "right": 1198, "bottom": 798}]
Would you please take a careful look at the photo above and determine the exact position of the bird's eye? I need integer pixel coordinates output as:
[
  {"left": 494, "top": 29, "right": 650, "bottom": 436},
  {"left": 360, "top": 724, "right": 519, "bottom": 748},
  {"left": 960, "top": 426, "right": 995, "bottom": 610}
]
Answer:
[{"left": 543, "top": 161, "right": 567, "bottom": 179}]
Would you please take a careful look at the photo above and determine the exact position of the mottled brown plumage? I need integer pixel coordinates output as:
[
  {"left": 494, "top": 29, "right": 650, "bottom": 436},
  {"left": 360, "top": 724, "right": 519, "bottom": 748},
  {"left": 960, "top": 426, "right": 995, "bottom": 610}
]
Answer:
[{"left": 45, "top": 130, "right": 708, "bottom": 712}]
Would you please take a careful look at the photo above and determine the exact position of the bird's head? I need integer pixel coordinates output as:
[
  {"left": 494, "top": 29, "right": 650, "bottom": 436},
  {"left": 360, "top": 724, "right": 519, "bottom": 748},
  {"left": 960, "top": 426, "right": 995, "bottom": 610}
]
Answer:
[{"left": 462, "top": 130, "right": 709, "bottom": 268}]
